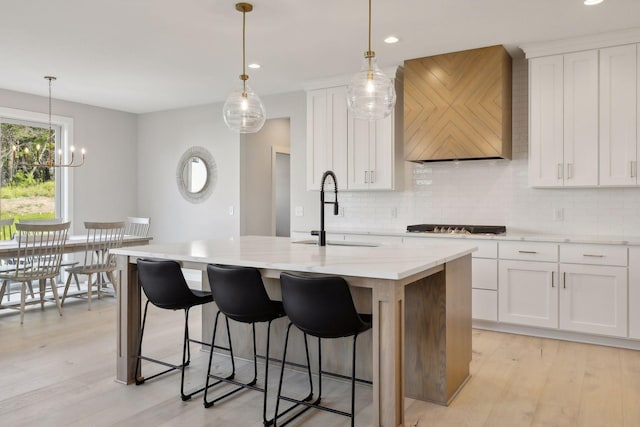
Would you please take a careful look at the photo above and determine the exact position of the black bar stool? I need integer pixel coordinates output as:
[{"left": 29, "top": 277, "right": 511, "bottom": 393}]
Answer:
[
  {"left": 135, "top": 258, "right": 230, "bottom": 401},
  {"left": 204, "top": 264, "right": 287, "bottom": 426},
  {"left": 275, "top": 272, "right": 372, "bottom": 427}
]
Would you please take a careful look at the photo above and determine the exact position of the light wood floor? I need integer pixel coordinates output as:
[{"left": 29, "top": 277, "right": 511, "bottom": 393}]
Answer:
[{"left": 1, "top": 298, "right": 640, "bottom": 427}]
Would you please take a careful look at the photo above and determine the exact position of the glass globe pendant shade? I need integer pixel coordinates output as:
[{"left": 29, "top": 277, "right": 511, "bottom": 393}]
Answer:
[
  {"left": 347, "top": 55, "right": 396, "bottom": 121},
  {"left": 222, "top": 83, "right": 266, "bottom": 133}
]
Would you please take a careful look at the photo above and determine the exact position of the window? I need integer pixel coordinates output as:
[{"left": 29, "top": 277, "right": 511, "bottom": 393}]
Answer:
[{"left": 0, "top": 107, "right": 74, "bottom": 225}]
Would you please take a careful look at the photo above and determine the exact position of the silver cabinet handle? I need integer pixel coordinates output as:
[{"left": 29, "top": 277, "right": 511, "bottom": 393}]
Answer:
[
  {"left": 563, "top": 272, "right": 566, "bottom": 289},
  {"left": 370, "top": 170, "right": 375, "bottom": 183},
  {"left": 632, "top": 161, "right": 637, "bottom": 178},
  {"left": 583, "top": 254, "right": 605, "bottom": 258},
  {"left": 551, "top": 271, "right": 555, "bottom": 288},
  {"left": 567, "top": 163, "right": 574, "bottom": 179},
  {"left": 557, "top": 163, "right": 563, "bottom": 179},
  {"left": 364, "top": 171, "right": 369, "bottom": 183},
  {"left": 518, "top": 250, "right": 538, "bottom": 254}
]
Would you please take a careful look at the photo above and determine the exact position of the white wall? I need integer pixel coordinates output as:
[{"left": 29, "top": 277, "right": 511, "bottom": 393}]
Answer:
[
  {"left": 240, "top": 118, "right": 290, "bottom": 236},
  {"left": 290, "top": 59, "right": 640, "bottom": 237},
  {"left": 0, "top": 88, "right": 137, "bottom": 234},
  {"left": 137, "top": 103, "right": 241, "bottom": 243}
]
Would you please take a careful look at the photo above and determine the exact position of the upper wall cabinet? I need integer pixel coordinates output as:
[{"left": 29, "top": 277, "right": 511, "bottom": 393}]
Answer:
[
  {"left": 599, "top": 44, "right": 638, "bottom": 186},
  {"left": 306, "top": 86, "right": 348, "bottom": 191},
  {"left": 305, "top": 68, "right": 403, "bottom": 191},
  {"left": 524, "top": 30, "right": 640, "bottom": 188}
]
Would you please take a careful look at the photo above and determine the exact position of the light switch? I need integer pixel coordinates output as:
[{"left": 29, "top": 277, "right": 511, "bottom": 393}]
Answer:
[
  {"left": 228, "top": 205, "right": 234, "bottom": 215},
  {"left": 294, "top": 206, "right": 304, "bottom": 217}
]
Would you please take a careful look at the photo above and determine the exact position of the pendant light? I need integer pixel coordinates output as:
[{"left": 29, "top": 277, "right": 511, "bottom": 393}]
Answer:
[
  {"left": 222, "top": 2, "right": 266, "bottom": 133},
  {"left": 346, "top": 0, "right": 396, "bottom": 121},
  {"left": 12, "top": 76, "right": 85, "bottom": 168}
]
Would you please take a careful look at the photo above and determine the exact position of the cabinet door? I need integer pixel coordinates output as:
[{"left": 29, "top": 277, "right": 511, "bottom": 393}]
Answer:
[
  {"left": 306, "top": 87, "right": 348, "bottom": 191},
  {"left": 559, "top": 264, "right": 627, "bottom": 337},
  {"left": 600, "top": 44, "right": 638, "bottom": 186},
  {"left": 629, "top": 247, "right": 640, "bottom": 339},
  {"left": 563, "top": 51, "right": 599, "bottom": 186},
  {"left": 529, "top": 55, "right": 564, "bottom": 187},
  {"left": 369, "top": 113, "right": 394, "bottom": 190},
  {"left": 307, "top": 89, "right": 328, "bottom": 190},
  {"left": 346, "top": 116, "right": 371, "bottom": 190},
  {"left": 499, "top": 260, "right": 558, "bottom": 328}
]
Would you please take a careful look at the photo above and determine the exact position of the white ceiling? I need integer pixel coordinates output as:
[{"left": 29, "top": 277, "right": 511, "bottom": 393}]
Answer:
[{"left": 2, "top": 0, "right": 640, "bottom": 114}]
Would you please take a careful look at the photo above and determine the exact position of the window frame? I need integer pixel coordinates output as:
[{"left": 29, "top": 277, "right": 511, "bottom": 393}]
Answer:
[{"left": 0, "top": 107, "right": 75, "bottom": 224}]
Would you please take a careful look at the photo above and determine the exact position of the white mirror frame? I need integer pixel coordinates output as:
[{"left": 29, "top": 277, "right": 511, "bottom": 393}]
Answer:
[{"left": 176, "top": 146, "right": 217, "bottom": 203}]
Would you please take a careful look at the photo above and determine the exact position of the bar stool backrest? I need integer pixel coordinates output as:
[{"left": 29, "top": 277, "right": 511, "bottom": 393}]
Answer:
[
  {"left": 137, "top": 259, "right": 200, "bottom": 309},
  {"left": 279, "top": 272, "right": 367, "bottom": 339},
  {"left": 207, "top": 264, "right": 275, "bottom": 323}
]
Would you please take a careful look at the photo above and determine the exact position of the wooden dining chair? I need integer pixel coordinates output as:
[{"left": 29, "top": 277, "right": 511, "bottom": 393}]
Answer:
[
  {"left": 61, "top": 221, "right": 125, "bottom": 310},
  {"left": 0, "top": 218, "right": 14, "bottom": 241},
  {"left": 0, "top": 222, "right": 71, "bottom": 323},
  {"left": 125, "top": 217, "right": 150, "bottom": 237}
]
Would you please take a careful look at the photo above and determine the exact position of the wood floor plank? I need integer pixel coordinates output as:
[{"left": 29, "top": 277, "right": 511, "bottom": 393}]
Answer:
[{"left": 2, "top": 298, "right": 640, "bottom": 427}]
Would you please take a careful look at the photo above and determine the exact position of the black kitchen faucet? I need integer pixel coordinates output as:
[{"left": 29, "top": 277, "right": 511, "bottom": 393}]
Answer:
[{"left": 311, "top": 170, "right": 339, "bottom": 246}]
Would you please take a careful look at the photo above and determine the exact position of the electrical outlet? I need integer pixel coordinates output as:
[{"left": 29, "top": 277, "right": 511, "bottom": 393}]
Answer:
[
  {"left": 553, "top": 207, "right": 564, "bottom": 221},
  {"left": 391, "top": 207, "right": 398, "bottom": 218},
  {"left": 294, "top": 206, "right": 304, "bottom": 217}
]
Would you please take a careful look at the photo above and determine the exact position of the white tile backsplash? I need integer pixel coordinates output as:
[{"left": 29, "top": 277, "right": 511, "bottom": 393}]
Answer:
[{"left": 324, "top": 58, "right": 640, "bottom": 237}]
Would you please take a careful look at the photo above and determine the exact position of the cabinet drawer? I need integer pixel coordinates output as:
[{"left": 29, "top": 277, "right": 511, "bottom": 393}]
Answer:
[
  {"left": 560, "top": 244, "right": 627, "bottom": 266},
  {"left": 472, "top": 289, "right": 497, "bottom": 321},
  {"left": 499, "top": 241, "right": 558, "bottom": 262},
  {"left": 472, "top": 240, "right": 498, "bottom": 258},
  {"left": 472, "top": 258, "right": 497, "bottom": 290}
]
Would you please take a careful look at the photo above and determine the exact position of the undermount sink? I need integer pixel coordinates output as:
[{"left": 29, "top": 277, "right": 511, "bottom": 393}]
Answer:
[{"left": 291, "top": 239, "right": 379, "bottom": 247}]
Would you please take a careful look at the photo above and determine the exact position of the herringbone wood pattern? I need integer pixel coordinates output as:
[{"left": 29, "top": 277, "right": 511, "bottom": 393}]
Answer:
[{"left": 404, "top": 45, "right": 512, "bottom": 161}]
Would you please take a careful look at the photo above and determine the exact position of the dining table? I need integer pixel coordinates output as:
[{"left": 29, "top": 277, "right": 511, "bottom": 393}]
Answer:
[{"left": 112, "top": 235, "right": 476, "bottom": 427}]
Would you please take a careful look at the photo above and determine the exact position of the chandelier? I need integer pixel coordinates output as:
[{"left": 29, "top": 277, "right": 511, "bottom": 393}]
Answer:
[{"left": 12, "top": 76, "right": 85, "bottom": 168}]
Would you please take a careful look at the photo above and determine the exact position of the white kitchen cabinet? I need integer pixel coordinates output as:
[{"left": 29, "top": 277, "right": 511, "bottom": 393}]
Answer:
[
  {"left": 563, "top": 50, "right": 599, "bottom": 186},
  {"left": 347, "top": 111, "right": 395, "bottom": 190},
  {"left": 306, "top": 69, "right": 402, "bottom": 192},
  {"left": 472, "top": 289, "right": 498, "bottom": 322},
  {"left": 529, "top": 51, "right": 598, "bottom": 187},
  {"left": 559, "top": 263, "right": 627, "bottom": 337},
  {"left": 599, "top": 44, "right": 638, "bottom": 186},
  {"left": 498, "top": 260, "right": 558, "bottom": 328},
  {"left": 306, "top": 86, "right": 348, "bottom": 191},
  {"left": 529, "top": 55, "right": 564, "bottom": 187},
  {"left": 629, "top": 247, "right": 640, "bottom": 339}
]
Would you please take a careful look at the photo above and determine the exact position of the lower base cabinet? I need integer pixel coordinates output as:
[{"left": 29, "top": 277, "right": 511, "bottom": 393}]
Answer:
[
  {"left": 498, "top": 260, "right": 558, "bottom": 328},
  {"left": 559, "top": 264, "right": 627, "bottom": 337},
  {"left": 472, "top": 289, "right": 497, "bottom": 321}
]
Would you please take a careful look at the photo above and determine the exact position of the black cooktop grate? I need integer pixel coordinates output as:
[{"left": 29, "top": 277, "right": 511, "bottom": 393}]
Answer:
[{"left": 406, "top": 224, "right": 506, "bottom": 234}]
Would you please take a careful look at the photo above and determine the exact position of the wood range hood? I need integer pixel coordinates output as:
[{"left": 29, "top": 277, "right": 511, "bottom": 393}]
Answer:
[{"left": 404, "top": 45, "right": 512, "bottom": 162}]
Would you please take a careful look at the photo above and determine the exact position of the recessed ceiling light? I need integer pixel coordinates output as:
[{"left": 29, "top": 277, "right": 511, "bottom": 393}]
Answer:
[
  {"left": 248, "top": 63, "right": 261, "bottom": 69},
  {"left": 584, "top": 0, "right": 604, "bottom": 5},
  {"left": 384, "top": 36, "right": 399, "bottom": 44}
]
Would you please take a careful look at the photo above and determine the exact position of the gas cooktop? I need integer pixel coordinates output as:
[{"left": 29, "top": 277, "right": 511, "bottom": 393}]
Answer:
[{"left": 406, "top": 224, "right": 507, "bottom": 235}]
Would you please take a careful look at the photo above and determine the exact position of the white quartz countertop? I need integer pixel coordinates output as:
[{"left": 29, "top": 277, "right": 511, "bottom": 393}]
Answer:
[
  {"left": 112, "top": 235, "right": 476, "bottom": 280},
  {"left": 298, "top": 228, "right": 640, "bottom": 246}
]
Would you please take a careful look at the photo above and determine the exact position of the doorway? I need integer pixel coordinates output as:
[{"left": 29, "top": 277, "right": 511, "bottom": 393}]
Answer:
[{"left": 273, "top": 149, "right": 290, "bottom": 237}]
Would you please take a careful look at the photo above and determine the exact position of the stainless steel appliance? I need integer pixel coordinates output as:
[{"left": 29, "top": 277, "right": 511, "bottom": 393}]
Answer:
[{"left": 406, "top": 224, "right": 506, "bottom": 235}]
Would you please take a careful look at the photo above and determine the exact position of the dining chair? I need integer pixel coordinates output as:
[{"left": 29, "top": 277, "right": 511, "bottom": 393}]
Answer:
[
  {"left": 0, "top": 218, "right": 14, "bottom": 240},
  {"left": 61, "top": 221, "right": 125, "bottom": 310},
  {"left": 0, "top": 222, "right": 71, "bottom": 324},
  {"left": 125, "top": 217, "right": 150, "bottom": 237},
  {"left": 18, "top": 218, "right": 80, "bottom": 294}
]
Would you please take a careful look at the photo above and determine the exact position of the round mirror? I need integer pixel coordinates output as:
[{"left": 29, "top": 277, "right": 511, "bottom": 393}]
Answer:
[{"left": 176, "top": 146, "right": 216, "bottom": 203}]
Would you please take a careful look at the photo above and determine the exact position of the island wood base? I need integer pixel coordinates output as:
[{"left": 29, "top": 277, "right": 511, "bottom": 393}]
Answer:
[{"left": 115, "top": 242, "right": 472, "bottom": 427}]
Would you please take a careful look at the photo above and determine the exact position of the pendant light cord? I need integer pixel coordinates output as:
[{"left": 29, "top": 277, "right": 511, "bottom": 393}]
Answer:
[
  {"left": 242, "top": 8, "right": 247, "bottom": 95},
  {"left": 368, "top": 0, "right": 372, "bottom": 54}
]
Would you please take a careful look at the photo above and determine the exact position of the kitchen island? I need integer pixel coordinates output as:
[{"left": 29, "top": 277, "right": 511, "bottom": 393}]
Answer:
[{"left": 113, "top": 235, "right": 475, "bottom": 427}]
